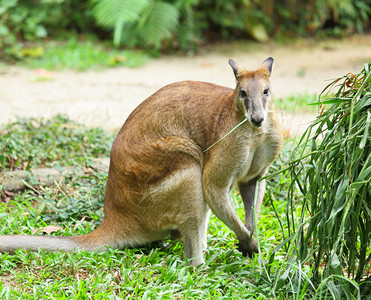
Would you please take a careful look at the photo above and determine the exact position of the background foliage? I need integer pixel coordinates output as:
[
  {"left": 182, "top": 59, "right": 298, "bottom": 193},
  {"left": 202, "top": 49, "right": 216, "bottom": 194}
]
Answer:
[
  {"left": 0, "top": 0, "right": 96, "bottom": 56},
  {"left": 1, "top": 0, "right": 370, "bottom": 55}
]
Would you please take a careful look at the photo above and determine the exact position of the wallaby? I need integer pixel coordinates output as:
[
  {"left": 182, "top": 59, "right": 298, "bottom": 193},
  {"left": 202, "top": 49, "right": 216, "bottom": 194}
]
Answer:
[{"left": 0, "top": 58, "right": 282, "bottom": 266}]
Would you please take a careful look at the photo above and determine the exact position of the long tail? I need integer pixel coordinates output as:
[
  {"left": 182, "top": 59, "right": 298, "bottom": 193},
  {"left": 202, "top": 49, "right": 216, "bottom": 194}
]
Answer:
[
  {"left": 0, "top": 222, "right": 123, "bottom": 254},
  {"left": 0, "top": 219, "right": 140, "bottom": 254},
  {"left": 0, "top": 235, "right": 83, "bottom": 253}
]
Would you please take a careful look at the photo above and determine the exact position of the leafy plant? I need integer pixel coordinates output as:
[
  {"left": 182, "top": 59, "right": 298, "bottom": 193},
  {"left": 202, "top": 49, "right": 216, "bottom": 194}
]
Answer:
[
  {"left": 314, "top": 0, "right": 371, "bottom": 35},
  {"left": 92, "top": 0, "right": 149, "bottom": 46},
  {"left": 0, "top": 115, "right": 114, "bottom": 171},
  {"left": 198, "top": 0, "right": 271, "bottom": 41},
  {"left": 38, "top": 170, "right": 107, "bottom": 224},
  {"left": 0, "top": 0, "right": 48, "bottom": 52},
  {"left": 92, "top": 0, "right": 182, "bottom": 49},
  {"left": 0, "top": 0, "right": 96, "bottom": 57},
  {"left": 272, "top": 62, "right": 371, "bottom": 297}
]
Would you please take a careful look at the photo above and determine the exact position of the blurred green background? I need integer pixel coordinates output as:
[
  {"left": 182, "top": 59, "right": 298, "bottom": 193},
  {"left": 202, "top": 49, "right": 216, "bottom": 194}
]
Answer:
[{"left": 1, "top": 0, "right": 370, "bottom": 59}]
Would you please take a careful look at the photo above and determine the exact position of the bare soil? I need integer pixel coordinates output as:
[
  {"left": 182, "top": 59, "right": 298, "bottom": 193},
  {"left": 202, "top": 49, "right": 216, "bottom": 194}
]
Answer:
[{"left": 1, "top": 35, "right": 370, "bottom": 136}]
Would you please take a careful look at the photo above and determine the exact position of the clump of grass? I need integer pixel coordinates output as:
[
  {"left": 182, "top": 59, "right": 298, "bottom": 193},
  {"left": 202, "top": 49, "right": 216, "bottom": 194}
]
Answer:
[
  {"left": 0, "top": 115, "right": 114, "bottom": 171},
  {"left": 274, "top": 62, "right": 371, "bottom": 298}
]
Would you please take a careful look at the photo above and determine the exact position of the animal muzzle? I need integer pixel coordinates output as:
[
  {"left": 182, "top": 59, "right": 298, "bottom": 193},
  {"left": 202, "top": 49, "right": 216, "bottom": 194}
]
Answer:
[{"left": 251, "top": 114, "right": 265, "bottom": 127}]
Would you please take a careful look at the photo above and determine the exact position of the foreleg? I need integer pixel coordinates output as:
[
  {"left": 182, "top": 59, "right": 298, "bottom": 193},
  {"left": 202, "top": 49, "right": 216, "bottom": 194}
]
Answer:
[
  {"left": 238, "top": 177, "right": 266, "bottom": 233},
  {"left": 203, "top": 181, "right": 258, "bottom": 257}
]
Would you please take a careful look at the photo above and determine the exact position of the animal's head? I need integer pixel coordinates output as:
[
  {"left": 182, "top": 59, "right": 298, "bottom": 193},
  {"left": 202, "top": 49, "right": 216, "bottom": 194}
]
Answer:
[{"left": 229, "top": 57, "right": 274, "bottom": 128}]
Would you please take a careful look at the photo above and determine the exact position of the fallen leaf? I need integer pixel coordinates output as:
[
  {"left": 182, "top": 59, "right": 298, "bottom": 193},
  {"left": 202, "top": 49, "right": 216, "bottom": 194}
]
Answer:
[
  {"left": 108, "top": 55, "right": 127, "bottom": 66},
  {"left": 201, "top": 62, "right": 214, "bottom": 68},
  {"left": 29, "top": 68, "right": 54, "bottom": 82},
  {"left": 283, "top": 128, "right": 291, "bottom": 139},
  {"left": 34, "top": 68, "right": 52, "bottom": 77},
  {"left": 2, "top": 190, "right": 16, "bottom": 203},
  {"left": 32, "top": 225, "right": 61, "bottom": 235}
]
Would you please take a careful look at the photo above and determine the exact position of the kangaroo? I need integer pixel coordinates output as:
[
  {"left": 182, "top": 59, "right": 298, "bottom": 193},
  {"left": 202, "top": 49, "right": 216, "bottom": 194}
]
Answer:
[{"left": 0, "top": 58, "right": 282, "bottom": 266}]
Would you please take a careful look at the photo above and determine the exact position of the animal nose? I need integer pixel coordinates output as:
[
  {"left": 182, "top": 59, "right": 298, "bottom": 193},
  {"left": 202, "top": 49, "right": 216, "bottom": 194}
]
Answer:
[{"left": 251, "top": 115, "right": 264, "bottom": 127}]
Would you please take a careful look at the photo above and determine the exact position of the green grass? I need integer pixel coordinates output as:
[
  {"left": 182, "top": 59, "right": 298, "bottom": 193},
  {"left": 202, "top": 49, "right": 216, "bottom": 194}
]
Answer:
[
  {"left": 0, "top": 115, "right": 115, "bottom": 172},
  {"left": 0, "top": 177, "right": 289, "bottom": 298},
  {"left": 0, "top": 178, "right": 297, "bottom": 299},
  {"left": 0, "top": 116, "right": 306, "bottom": 299},
  {"left": 11, "top": 36, "right": 149, "bottom": 71},
  {"left": 275, "top": 93, "right": 319, "bottom": 112},
  {"left": 2, "top": 115, "right": 366, "bottom": 299}
]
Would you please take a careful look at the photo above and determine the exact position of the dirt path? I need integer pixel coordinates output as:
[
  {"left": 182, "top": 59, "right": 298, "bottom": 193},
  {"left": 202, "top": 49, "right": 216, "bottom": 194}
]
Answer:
[{"left": 1, "top": 35, "right": 370, "bottom": 136}]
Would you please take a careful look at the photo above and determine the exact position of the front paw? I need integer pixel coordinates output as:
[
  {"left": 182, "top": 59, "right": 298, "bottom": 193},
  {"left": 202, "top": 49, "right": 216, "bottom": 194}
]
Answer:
[{"left": 237, "top": 237, "right": 258, "bottom": 257}]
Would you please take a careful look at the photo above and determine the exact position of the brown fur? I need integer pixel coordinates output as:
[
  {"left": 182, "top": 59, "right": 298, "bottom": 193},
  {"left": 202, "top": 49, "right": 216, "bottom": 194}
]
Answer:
[{"left": 0, "top": 58, "right": 283, "bottom": 266}]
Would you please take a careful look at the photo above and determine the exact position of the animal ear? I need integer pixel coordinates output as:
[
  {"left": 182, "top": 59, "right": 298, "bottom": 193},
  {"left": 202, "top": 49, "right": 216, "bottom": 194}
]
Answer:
[
  {"left": 262, "top": 57, "right": 274, "bottom": 75},
  {"left": 228, "top": 59, "right": 244, "bottom": 78}
]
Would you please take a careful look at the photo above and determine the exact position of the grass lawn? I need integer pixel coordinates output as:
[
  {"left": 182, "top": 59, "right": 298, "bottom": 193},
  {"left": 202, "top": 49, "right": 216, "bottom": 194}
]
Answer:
[{"left": 0, "top": 116, "right": 303, "bottom": 299}]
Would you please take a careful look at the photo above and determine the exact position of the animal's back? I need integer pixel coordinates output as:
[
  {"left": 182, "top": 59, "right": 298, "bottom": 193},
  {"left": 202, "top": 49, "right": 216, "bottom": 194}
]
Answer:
[{"left": 119, "top": 81, "right": 235, "bottom": 147}]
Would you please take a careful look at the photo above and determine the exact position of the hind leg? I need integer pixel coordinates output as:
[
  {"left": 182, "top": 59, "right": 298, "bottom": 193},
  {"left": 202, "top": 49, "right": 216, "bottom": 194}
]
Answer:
[
  {"left": 155, "top": 164, "right": 209, "bottom": 266},
  {"left": 201, "top": 209, "right": 210, "bottom": 249},
  {"left": 179, "top": 201, "right": 210, "bottom": 266},
  {"left": 143, "top": 160, "right": 210, "bottom": 266}
]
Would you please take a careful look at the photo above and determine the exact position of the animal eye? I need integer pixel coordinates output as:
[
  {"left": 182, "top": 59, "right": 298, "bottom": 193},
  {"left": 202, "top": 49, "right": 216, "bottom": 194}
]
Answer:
[
  {"left": 263, "top": 88, "right": 269, "bottom": 95},
  {"left": 239, "top": 89, "right": 247, "bottom": 98}
]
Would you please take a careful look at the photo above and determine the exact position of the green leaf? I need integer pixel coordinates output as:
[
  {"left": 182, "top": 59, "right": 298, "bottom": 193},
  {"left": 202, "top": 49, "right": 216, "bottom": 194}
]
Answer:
[
  {"left": 248, "top": 24, "right": 269, "bottom": 42},
  {"left": 359, "top": 110, "right": 370, "bottom": 149},
  {"left": 93, "top": 0, "right": 149, "bottom": 27},
  {"left": 0, "top": 24, "right": 9, "bottom": 36},
  {"left": 138, "top": 1, "right": 179, "bottom": 49},
  {"left": 330, "top": 252, "right": 343, "bottom": 275},
  {"left": 35, "top": 25, "right": 47, "bottom": 38},
  {"left": 308, "top": 97, "right": 348, "bottom": 106},
  {"left": 0, "top": 0, "right": 17, "bottom": 10},
  {"left": 354, "top": 92, "right": 371, "bottom": 114},
  {"left": 353, "top": 165, "right": 371, "bottom": 186},
  {"left": 113, "top": 17, "right": 125, "bottom": 47}
]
